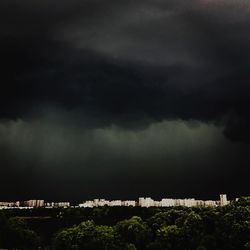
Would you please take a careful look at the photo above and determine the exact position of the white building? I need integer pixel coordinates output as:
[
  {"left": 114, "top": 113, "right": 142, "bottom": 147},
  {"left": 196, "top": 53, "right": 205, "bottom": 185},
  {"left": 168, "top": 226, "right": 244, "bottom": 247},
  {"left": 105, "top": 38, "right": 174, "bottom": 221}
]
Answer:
[
  {"left": 37, "top": 200, "right": 45, "bottom": 207},
  {"left": 154, "top": 201, "right": 161, "bottom": 207},
  {"left": 220, "top": 194, "right": 229, "bottom": 206},
  {"left": 109, "top": 200, "right": 122, "bottom": 206},
  {"left": 139, "top": 197, "right": 155, "bottom": 207},
  {"left": 92, "top": 199, "right": 110, "bottom": 207},
  {"left": 0, "top": 202, "right": 15, "bottom": 207},
  {"left": 183, "top": 199, "right": 196, "bottom": 207},
  {"left": 204, "top": 200, "right": 217, "bottom": 207},
  {"left": 161, "top": 198, "right": 175, "bottom": 207},
  {"left": 54, "top": 202, "right": 70, "bottom": 208},
  {"left": 122, "top": 200, "right": 136, "bottom": 207},
  {"left": 194, "top": 200, "right": 205, "bottom": 206},
  {"left": 79, "top": 200, "right": 94, "bottom": 208},
  {"left": 45, "top": 202, "right": 70, "bottom": 208},
  {"left": 24, "top": 200, "right": 45, "bottom": 208}
]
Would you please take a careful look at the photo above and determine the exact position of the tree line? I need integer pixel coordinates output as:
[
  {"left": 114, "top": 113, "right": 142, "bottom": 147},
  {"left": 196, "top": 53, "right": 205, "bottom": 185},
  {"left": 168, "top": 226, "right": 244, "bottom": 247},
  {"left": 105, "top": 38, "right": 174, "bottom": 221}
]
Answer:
[{"left": 0, "top": 197, "right": 250, "bottom": 249}]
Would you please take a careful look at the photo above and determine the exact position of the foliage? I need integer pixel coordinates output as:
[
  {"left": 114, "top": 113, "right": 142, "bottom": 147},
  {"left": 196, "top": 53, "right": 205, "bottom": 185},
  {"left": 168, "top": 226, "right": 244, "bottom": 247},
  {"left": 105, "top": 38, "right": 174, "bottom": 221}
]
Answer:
[
  {"left": 54, "top": 220, "right": 121, "bottom": 250},
  {"left": 1, "top": 197, "right": 250, "bottom": 249},
  {"left": 156, "top": 225, "right": 182, "bottom": 249},
  {"left": 115, "top": 216, "right": 150, "bottom": 248},
  {"left": 0, "top": 215, "right": 40, "bottom": 249}
]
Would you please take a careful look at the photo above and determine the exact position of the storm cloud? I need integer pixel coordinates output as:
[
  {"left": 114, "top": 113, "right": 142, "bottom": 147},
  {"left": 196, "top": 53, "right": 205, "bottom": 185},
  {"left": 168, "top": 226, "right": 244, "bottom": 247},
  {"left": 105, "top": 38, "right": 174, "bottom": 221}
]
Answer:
[
  {"left": 0, "top": 0, "right": 250, "bottom": 200},
  {"left": 1, "top": 116, "right": 249, "bottom": 201}
]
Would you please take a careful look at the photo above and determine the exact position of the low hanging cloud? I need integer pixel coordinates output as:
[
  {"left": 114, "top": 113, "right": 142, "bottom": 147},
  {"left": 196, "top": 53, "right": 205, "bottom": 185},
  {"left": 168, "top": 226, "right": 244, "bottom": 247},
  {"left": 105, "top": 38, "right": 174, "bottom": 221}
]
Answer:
[{"left": 0, "top": 115, "right": 249, "bottom": 200}]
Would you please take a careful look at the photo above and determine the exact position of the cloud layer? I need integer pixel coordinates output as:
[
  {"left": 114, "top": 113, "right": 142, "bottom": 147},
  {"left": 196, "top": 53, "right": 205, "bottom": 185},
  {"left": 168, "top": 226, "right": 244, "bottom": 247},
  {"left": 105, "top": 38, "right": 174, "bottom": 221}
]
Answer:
[
  {"left": 0, "top": 0, "right": 250, "bottom": 200},
  {"left": 1, "top": 116, "right": 249, "bottom": 200}
]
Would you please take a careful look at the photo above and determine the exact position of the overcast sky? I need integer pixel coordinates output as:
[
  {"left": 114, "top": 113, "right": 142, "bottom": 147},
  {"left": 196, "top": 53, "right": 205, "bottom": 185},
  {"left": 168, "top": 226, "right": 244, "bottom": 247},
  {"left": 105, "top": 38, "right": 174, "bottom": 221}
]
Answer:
[{"left": 0, "top": 0, "right": 250, "bottom": 201}]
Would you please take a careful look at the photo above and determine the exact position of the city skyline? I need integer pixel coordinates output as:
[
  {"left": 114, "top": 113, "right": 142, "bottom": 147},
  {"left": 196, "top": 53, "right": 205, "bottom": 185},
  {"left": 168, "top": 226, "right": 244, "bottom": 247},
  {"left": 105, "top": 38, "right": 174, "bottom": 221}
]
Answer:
[{"left": 0, "top": 194, "right": 234, "bottom": 209}]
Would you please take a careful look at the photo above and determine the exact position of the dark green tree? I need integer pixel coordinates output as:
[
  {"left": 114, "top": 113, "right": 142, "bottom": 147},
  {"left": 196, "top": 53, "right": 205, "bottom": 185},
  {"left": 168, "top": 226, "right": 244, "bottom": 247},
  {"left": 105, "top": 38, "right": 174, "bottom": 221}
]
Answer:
[
  {"left": 115, "top": 216, "right": 150, "bottom": 249},
  {"left": 156, "top": 225, "right": 182, "bottom": 250},
  {"left": 0, "top": 217, "right": 40, "bottom": 250},
  {"left": 54, "top": 220, "right": 121, "bottom": 250}
]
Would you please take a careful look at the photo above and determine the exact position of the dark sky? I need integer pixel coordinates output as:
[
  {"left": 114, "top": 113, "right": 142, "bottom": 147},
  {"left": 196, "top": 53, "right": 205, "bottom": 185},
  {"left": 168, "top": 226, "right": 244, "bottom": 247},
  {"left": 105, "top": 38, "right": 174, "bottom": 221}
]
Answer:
[{"left": 0, "top": 0, "right": 250, "bottom": 202}]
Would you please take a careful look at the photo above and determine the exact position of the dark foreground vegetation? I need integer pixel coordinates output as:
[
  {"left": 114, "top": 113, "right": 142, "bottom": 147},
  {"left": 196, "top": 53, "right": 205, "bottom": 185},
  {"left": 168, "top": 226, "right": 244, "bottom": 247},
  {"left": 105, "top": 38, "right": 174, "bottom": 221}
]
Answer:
[{"left": 1, "top": 197, "right": 250, "bottom": 250}]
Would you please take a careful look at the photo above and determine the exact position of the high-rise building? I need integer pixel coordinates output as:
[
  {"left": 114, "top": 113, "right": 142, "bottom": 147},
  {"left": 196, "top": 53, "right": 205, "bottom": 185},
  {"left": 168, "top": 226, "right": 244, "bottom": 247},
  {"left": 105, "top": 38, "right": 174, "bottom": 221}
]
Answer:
[
  {"left": 24, "top": 200, "right": 45, "bottom": 207},
  {"left": 220, "top": 194, "right": 228, "bottom": 206}
]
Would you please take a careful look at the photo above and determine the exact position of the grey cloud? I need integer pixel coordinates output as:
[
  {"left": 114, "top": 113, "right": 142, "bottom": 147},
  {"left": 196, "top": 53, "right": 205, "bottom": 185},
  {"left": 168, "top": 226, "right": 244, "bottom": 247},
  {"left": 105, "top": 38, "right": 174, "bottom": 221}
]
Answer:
[
  {"left": 0, "top": 116, "right": 249, "bottom": 200},
  {"left": 1, "top": 0, "right": 250, "bottom": 200}
]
